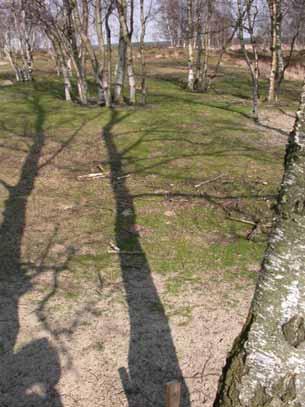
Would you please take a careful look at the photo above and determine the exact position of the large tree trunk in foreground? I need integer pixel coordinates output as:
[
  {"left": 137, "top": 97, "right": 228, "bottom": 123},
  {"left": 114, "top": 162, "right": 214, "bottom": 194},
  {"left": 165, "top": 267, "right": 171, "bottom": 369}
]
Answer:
[{"left": 214, "top": 80, "right": 305, "bottom": 406}]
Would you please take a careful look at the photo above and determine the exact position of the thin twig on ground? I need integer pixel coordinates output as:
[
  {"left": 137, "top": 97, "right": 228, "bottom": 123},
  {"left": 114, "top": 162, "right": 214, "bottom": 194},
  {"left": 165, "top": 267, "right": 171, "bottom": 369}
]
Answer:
[{"left": 194, "top": 173, "right": 225, "bottom": 188}]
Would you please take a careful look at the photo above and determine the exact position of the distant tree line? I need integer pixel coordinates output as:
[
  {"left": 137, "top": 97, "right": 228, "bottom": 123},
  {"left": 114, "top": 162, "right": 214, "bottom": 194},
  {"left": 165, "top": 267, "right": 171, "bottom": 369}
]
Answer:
[
  {"left": 157, "top": 0, "right": 305, "bottom": 119},
  {"left": 1, "top": 0, "right": 305, "bottom": 112},
  {"left": 0, "top": 0, "right": 153, "bottom": 106}
]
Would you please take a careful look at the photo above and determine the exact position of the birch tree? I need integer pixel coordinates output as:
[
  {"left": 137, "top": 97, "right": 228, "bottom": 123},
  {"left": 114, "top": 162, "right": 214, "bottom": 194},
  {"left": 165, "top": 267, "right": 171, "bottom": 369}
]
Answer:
[
  {"left": 96, "top": 0, "right": 113, "bottom": 106},
  {"left": 236, "top": 0, "right": 260, "bottom": 121},
  {"left": 139, "top": 0, "right": 152, "bottom": 104},
  {"left": 32, "top": 0, "right": 89, "bottom": 104},
  {"left": 114, "top": 25, "right": 127, "bottom": 103},
  {"left": 63, "top": 0, "right": 88, "bottom": 104},
  {"left": 277, "top": 0, "right": 305, "bottom": 94},
  {"left": 267, "top": 0, "right": 284, "bottom": 103},
  {"left": 196, "top": 0, "right": 212, "bottom": 91},
  {"left": 115, "top": 0, "right": 136, "bottom": 104},
  {"left": 187, "top": 0, "right": 195, "bottom": 90},
  {"left": 69, "top": 0, "right": 112, "bottom": 106},
  {"left": 214, "top": 76, "right": 305, "bottom": 406},
  {"left": 1, "top": 0, "right": 35, "bottom": 81}
]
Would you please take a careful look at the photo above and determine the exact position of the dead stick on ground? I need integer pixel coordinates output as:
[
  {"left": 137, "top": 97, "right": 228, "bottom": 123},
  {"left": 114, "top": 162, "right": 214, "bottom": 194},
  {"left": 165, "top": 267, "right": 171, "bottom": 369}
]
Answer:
[
  {"left": 165, "top": 381, "right": 181, "bottom": 407},
  {"left": 77, "top": 173, "right": 108, "bottom": 180},
  {"left": 227, "top": 216, "right": 257, "bottom": 226},
  {"left": 194, "top": 173, "right": 225, "bottom": 188},
  {"left": 107, "top": 249, "right": 143, "bottom": 255},
  {"left": 227, "top": 216, "right": 272, "bottom": 227}
]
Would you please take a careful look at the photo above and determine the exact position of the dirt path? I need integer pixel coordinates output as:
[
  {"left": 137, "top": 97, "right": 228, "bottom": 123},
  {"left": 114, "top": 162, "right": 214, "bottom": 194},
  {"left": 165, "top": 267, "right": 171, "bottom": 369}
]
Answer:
[{"left": 6, "top": 270, "right": 252, "bottom": 407}]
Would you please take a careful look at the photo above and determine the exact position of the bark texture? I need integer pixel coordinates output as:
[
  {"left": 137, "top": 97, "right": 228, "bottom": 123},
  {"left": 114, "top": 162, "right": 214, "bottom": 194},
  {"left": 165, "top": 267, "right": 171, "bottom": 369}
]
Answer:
[
  {"left": 214, "top": 80, "right": 305, "bottom": 406},
  {"left": 268, "top": 0, "right": 284, "bottom": 103},
  {"left": 200, "top": 0, "right": 212, "bottom": 92},
  {"left": 139, "top": 0, "right": 147, "bottom": 104},
  {"left": 237, "top": 0, "right": 259, "bottom": 121},
  {"left": 114, "top": 32, "right": 127, "bottom": 104},
  {"left": 116, "top": 0, "right": 136, "bottom": 104},
  {"left": 187, "top": 0, "right": 194, "bottom": 91}
]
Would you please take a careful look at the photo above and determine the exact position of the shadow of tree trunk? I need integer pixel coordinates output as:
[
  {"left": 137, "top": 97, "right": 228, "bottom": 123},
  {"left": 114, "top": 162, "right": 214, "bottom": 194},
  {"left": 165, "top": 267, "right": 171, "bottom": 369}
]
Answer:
[
  {"left": 102, "top": 110, "right": 191, "bottom": 407},
  {"left": 0, "top": 95, "right": 63, "bottom": 406}
]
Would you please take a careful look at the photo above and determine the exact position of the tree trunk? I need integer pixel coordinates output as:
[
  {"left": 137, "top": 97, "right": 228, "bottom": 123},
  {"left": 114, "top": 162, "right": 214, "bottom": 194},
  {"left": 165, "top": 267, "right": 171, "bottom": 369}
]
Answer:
[
  {"left": 116, "top": 0, "right": 136, "bottom": 105},
  {"left": 187, "top": 0, "right": 194, "bottom": 91},
  {"left": 214, "top": 78, "right": 305, "bottom": 406},
  {"left": 58, "top": 52, "right": 72, "bottom": 102},
  {"left": 200, "top": 0, "right": 212, "bottom": 92},
  {"left": 49, "top": 34, "right": 72, "bottom": 102},
  {"left": 72, "top": 0, "right": 107, "bottom": 106},
  {"left": 4, "top": 47, "right": 22, "bottom": 81},
  {"left": 139, "top": 0, "right": 147, "bottom": 104},
  {"left": 114, "top": 32, "right": 127, "bottom": 104},
  {"left": 194, "top": 4, "right": 203, "bottom": 90},
  {"left": 22, "top": 9, "right": 33, "bottom": 81},
  {"left": 64, "top": 0, "right": 88, "bottom": 105},
  {"left": 96, "top": 0, "right": 112, "bottom": 107},
  {"left": 268, "top": 0, "right": 283, "bottom": 103},
  {"left": 237, "top": 0, "right": 259, "bottom": 122}
]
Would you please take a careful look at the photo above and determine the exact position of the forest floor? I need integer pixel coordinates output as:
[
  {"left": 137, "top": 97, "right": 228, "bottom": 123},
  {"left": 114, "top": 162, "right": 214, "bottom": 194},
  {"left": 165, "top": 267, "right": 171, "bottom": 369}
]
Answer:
[{"left": 0, "top": 50, "right": 298, "bottom": 406}]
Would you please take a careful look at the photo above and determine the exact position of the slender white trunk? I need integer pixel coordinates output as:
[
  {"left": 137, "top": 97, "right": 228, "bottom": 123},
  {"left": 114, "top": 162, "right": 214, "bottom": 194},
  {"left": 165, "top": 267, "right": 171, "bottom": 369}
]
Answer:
[
  {"left": 187, "top": 0, "right": 194, "bottom": 91},
  {"left": 187, "top": 42, "right": 194, "bottom": 90},
  {"left": 200, "top": 0, "right": 212, "bottom": 92},
  {"left": 62, "top": 63, "right": 72, "bottom": 102},
  {"left": 76, "top": 75, "right": 88, "bottom": 105},
  {"left": 50, "top": 36, "right": 72, "bottom": 102},
  {"left": 237, "top": 0, "right": 259, "bottom": 121},
  {"left": 127, "top": 61, "right": 136, "bottom": 104},
  {"left": 116, "top": 0, "right": 136, "bottom": 104},
  {"left": 67, "top": 58, "right": 73, "bottom": 77},
  {"left": 4, "top": 47, "right": 21, "bottom": 81},
  {"left": 114, "top": 34, "right": 127, "bottom": 104},
  {"left": 268, "top": 0, "right": 283, "bottom": 103},
  {"left": 139, "top": 0, "right": 147, "bottom": 104}
]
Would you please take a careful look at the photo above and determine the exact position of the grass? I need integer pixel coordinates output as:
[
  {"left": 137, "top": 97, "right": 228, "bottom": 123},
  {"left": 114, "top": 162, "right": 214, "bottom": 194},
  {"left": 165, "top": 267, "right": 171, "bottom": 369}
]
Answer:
[{"left": 0, "top": 51, "right": 300, "bottom": 305}]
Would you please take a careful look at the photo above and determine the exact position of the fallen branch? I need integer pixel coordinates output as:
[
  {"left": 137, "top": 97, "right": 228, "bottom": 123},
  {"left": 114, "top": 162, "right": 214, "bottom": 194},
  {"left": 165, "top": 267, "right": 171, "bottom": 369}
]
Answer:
[
  {"left": 77, "top": 173, "right": 108, "bottom": 180},
  {"left": 227, "top": 216, "right": 257, "bottom": 226},
  {"left": 77, "top": 171, "right": 129, "bottom": 181},
  {"left": 195, "top": 173, "right": 225, "bottom": 188},
  {"left": 227, "top": 215, "right": 272, "bottom": 240},
  {"left": 107, "top": 249, "right": 143, "bottom": 255}
]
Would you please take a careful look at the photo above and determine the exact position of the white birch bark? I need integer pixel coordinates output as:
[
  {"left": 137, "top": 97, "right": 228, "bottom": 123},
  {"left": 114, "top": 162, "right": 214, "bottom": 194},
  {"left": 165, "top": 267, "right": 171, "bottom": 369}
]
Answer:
[
  {"left": 214, "top": 75, "right": 305, "bottom": 407},
  {"left": 237, "top": 0, "right": 259, "bottom": 122},
  {"left": 51, "top": 37, "right": 72, "bottom": 102},
  {"left": 114, "top": 32, "right": 127, "bottom": 104},
  {"left": 116, "top": 0, "right": 136, "bottom": 105},
  {"left": 187, "top": 0, "right": 194, "bottom": 91},
  {"left": 268, "top": 0, "right": 284, "bottom": 103},
  {"left": 139, "top": 0, "right": 147, "bottom": 104}
]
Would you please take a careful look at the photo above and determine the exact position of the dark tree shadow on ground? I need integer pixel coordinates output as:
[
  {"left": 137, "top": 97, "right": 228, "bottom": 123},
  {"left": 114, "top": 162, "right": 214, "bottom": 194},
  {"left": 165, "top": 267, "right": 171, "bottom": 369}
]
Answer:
[
  {"left": 102, "top": 110, "right": 191, "bottom": 407},
  {"left": 0, "top": 95, "right": 63, "bottom": 406}
]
